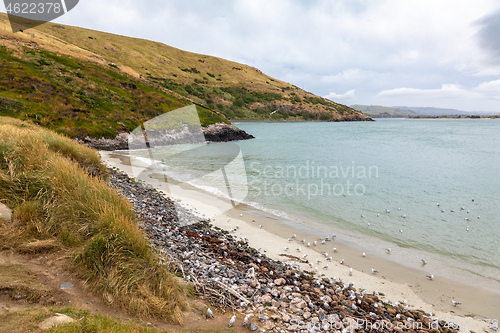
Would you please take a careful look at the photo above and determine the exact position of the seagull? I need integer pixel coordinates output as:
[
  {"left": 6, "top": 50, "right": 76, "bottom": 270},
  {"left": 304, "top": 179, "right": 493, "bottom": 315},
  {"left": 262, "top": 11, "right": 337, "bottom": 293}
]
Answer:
[
  {"left": 386, "top": 209, "right": 390, "bottom": 213},
  {"left": 240, "top": 213, "right": 243, "bottom": 217},
  {"left": 349, "top": 267, "right": 352, "bottom": 276},
  {"left": 426, "top": 274, "right": 434, "bottom": 280},
  {"left": 377, "top": 213, "right": 380, "bottom": 217},
  {"left": 229, "top": 315, "right": 236, "bottom": 327},
  {"left": 207, "top": 308, "right": 214, "bottom": 318},
  {"left": 437, "top": 203, "right": 440, "bottom": 206},
  {"left": 399, "top": 229, "right": 403, "bottom": 233},
  {"left": 340, "top": 259, "right": 345, "bottom": 265},
  {"left": 452, "top": 300, "right": 461, "bottom": 307},
  {"left": 323, "top": 264, "right": 329, "bottom": 270},
  {"left": 284, "top": 246, "right": 289, "bottom": 251},
  {"left": 296, "top": 247, "right": 301, "bottom": 252},
  {"left": 227, "top": 218, "right": 230, "bottom": 222},
  {"left": 333, "top": 248, "right": 338, "bottom": 253},
  {"left": 303, "top": 254, "right": 308, "bottom": 259},
  {"left": 259, "top": 225, "right": 263, "bottom": 228},
  {"left": 385, "top": 248, "right": 392, "bottom": 254},
  {"left": 491, "top": 321, "right": 498, "bottom": 331},
  {"left": 292, "top": 234, "right": 296, "bottom": 238},
  {"left": 362, "top": 252, "right": 366, "bottom": 257},
  {"left": 242, "top": 315, "right": 249, "bottom": 326},
  {"left": 307, "top": 242, "right": 311, "bottom": 247},
  {"left": 301, "top": 239, "right": 306, "bottom": 243},
  {"left": 421, "top": 259, "right": 427, "bottom": 265},
  {"left": 361, "top": 215, "right": 365, "bottom": 218},
  {"left": 236, "top": 225, "right": 240, "bottom": 229},
  {"left": 372, "top": 268, "right": 379, "bottom": 274}
]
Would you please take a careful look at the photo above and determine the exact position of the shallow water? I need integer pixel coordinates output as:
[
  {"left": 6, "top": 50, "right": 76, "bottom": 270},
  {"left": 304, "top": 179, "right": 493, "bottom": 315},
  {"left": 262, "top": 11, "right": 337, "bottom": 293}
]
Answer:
[{"left": 128, "top": 118, "right": 500, "bottom": 284}]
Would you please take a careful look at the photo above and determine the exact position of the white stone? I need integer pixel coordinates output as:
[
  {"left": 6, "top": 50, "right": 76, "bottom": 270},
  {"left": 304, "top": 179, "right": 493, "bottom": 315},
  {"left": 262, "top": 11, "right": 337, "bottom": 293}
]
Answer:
[
  {"left": 39, "top": 313, "right": 75, "bottom": 330},
  {"left": 0, "top": 203, "right": 12, "bottom": 222}
]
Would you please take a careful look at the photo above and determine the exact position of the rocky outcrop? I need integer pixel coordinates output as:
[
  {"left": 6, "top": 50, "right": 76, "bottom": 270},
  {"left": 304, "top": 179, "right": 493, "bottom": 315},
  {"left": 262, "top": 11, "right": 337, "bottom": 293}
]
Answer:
[
  {"left": 202, "top": 123, "right": 255, "bottom": 142},
  {"left": 77, "top": 123, "right": 255, "bottom": 151}
]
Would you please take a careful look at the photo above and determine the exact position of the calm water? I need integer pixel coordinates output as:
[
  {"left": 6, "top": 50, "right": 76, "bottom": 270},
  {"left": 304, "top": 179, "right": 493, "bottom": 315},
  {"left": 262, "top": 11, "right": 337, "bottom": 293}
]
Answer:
[{"left": 130, "top": 119, "right": 500, "bottom": 283}]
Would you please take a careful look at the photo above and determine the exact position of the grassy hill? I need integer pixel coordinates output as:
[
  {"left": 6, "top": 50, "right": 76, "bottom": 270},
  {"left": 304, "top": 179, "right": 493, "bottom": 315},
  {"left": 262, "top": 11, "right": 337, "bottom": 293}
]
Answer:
[{"left": 1, "top": 13, "right": 370, "bottom": 127}]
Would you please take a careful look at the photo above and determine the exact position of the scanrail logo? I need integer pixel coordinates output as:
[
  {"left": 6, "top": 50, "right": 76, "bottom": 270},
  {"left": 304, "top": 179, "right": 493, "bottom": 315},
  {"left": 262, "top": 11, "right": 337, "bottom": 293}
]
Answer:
[
  {"left": 126, "top": 105, "right": 248, "bottom": 225},
  {"left": 4, "top": 0, "right": 79, "bottom": 32}
]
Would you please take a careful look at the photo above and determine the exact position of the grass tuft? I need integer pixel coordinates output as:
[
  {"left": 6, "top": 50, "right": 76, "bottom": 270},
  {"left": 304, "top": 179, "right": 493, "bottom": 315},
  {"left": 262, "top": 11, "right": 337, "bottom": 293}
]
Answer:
[{"left": 0, "top": 117, "right": 187, "bottom": 322}]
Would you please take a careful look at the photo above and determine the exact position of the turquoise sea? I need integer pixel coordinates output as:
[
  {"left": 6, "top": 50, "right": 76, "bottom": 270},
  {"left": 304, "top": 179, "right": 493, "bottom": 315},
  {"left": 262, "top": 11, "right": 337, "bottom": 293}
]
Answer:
[{"left": 129, "top": 119, "right": 500, "bottom": 286}]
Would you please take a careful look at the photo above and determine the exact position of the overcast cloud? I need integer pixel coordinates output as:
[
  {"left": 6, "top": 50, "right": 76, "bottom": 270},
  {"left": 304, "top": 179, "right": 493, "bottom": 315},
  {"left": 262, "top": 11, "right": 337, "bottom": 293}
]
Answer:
[{"left": 4, "top": 0, "right": 499, "bottom": 112}]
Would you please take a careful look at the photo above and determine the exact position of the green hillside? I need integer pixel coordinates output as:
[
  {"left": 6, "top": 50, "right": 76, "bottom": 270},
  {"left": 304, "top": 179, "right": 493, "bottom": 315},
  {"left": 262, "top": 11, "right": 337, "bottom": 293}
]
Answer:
[
  {"left": 0, "top": 13, "right": 371, "bottom": 123},
  {"left": 0, "top": 43, "right": 228, "bottom": 139}
]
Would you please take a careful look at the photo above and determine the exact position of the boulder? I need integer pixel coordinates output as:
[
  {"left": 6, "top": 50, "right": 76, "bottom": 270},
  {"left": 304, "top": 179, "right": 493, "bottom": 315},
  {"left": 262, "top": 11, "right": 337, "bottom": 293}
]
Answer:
[{"left": 0, "top": 203, "right": 12, "bottom": 223}]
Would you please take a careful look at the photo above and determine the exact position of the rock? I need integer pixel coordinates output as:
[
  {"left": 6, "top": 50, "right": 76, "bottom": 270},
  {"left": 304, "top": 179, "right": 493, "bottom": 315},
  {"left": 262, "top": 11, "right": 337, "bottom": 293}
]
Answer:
[
  {"left": 274, "top": 278, "right": 286, "bottom": 286},
  {"left": 39, "top": 313, "right": 75, "bottom": 330},
  {"left": 59, "top": 283, "right": 74, "bottom": 289},
  {"left": 303, "top": 311, "right": 311, "bottom": 320},
  {"left": 202, "top": 123, "right": 255, "bottom": 142},
  {"left": 0, "top": 203, "right": 12, "bottom": 223},
  {"left": 249, "top": 321, "right": 259, "bottom": 331},
  {"left": 258, "top": 294, "right": 272, "bottom": 305},
  {"left": 282, "top": 314, "right": 290, "bottom": 323}
]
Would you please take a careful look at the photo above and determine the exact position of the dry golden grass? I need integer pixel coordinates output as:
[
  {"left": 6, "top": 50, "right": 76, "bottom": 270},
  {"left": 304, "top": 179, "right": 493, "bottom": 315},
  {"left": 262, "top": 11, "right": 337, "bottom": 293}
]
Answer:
[{"left": 0, "top": 117, "right": 187, "bottom": 323}]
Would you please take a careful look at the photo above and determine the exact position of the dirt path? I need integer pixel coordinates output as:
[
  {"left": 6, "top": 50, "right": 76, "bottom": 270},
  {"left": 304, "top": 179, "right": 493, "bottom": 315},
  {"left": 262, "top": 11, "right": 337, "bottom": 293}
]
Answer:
[{"left": 0, "top": 250, "right": 246, "bottom": 332}]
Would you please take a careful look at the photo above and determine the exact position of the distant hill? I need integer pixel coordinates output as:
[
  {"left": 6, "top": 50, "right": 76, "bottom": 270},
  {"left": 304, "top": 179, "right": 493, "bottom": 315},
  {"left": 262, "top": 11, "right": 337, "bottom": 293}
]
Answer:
[
  {"left": 350, "top": 105, "right": 421, "bottom": 118},
  {"left": 0, "top": 13, "right": 370, "bottom": 123},
  {"left": 351, "top": 104, "right": 487, "bottom": 118}
]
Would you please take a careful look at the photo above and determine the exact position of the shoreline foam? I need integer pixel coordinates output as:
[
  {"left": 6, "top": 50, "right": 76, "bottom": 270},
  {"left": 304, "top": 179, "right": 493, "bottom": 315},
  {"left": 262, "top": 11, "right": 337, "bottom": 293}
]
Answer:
[{"left": 100, "top": 150, "right": 499, "bottom": 329}]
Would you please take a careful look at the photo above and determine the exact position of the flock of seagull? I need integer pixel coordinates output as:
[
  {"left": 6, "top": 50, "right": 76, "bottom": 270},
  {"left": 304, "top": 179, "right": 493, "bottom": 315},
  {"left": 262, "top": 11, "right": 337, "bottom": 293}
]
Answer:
[{"left": 215, "top": 198, "right": 487, "bottom": 327}]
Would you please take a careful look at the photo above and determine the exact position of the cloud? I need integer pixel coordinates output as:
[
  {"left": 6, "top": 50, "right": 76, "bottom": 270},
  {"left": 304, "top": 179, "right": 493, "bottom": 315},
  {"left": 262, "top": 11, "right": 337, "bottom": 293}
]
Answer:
[
  {"left": 324, "top": 89, "right": 356, "bottom": 102},
  {"left": 476, "top": 10, "right": 500, "bottom": 64},
  {"left": 375, "top": 83, "right": 499, "bottom": 111}
]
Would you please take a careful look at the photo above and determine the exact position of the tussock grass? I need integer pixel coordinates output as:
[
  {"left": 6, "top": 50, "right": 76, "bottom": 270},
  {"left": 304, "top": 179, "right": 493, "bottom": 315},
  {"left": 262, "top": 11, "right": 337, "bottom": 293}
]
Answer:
[{"left": 0, "top": 117, "right": 187, "bottom": 322}]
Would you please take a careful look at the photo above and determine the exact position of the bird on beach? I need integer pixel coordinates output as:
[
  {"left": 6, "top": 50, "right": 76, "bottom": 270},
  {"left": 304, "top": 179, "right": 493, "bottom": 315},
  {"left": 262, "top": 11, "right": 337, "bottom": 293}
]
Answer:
[
  {"left": 372, "top": 268, "right": 379, "bottom": 274},
  {"left": 421, "top": 259, "right": 427, "bottom": 265},
  {"left": 362, "top": 252, "right": 366, "bottom": 257},
  {"left": 451, "top": 300, "right": 461, "bottom": 307},
  {"left": 323, "top": 264, "right": 329, "bottom": 270},
  {"left": 259, "top": 225, "right": 263, "bottom": 228},
  {"left": 349, "top": 267, "right": 352, "bottom": 276},
  {"left": 242, "top": 315, "right": 249, "bottom": 326},
  {"left": 292, "top": 234, "right": 296, "bottom": 238},
  {"left": 284, "top": 246, "right": 289, "bottom": 251},
  {"left": 340, "top": 259, "right": 345, "bottom": 265},
  {"left": 207, "top": 308, "right": 214, "bottom": 318},
  {"left": 385, "top": 248, "right": 392, "bottom": 254},
  {"left": 426, "top": 274, "right": 434, "bottom": 280},
  {"left": 491, "top": 321, "right": 498, "bottom": 331},
  {"left": 229, "top": 315, "right": 236, "bottom": 327}
]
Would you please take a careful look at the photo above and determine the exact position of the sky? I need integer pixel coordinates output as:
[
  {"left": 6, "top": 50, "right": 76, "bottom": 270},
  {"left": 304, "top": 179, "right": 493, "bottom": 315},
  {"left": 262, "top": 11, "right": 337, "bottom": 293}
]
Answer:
[{"left": 4, "top": 0, "right": 500, "bottom": 112}]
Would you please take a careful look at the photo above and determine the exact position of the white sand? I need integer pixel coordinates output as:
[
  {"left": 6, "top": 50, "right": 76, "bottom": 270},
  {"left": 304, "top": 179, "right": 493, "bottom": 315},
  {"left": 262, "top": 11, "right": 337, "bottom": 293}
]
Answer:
[{"left": 100, "top": 151, "right": 499, "bottom": 330}]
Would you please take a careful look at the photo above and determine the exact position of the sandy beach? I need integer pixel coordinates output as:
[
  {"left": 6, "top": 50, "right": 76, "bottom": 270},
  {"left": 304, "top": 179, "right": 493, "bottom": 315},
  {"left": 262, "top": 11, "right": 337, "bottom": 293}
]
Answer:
[{"left": 100, "top": 150, "right": 499, "bottom": 331}]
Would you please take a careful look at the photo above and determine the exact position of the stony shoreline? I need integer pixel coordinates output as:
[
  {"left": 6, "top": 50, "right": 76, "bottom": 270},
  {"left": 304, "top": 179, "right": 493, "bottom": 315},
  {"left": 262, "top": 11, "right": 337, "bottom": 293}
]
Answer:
[{"left": 108, "top": 168, "right": 463, "bottom": 333}]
